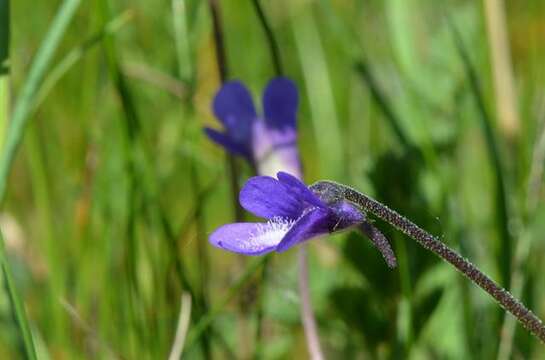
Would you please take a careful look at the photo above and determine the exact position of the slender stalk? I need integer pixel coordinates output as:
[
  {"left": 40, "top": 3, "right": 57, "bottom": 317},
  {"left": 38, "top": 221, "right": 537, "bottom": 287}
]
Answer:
[
  {"left": 208, "top": 0, "right": 228, "bottom": 83},
  {"left": 310, "top": 180, "right": 545, "bottom": 343},
  {"left": 207, "top": 0, "right": 243, "bottom": 222},
  {"left": 250, "top": 0, "right": 283, "bottom": 76},
  {"left": 168, "top": 293, "right": 192, "bottom": 360},
  {"left": 298, "top": 246, "right": 324, "bottom": 360},
  {"left": 483, "top": 0, "right": 519, "bottom": 140}
]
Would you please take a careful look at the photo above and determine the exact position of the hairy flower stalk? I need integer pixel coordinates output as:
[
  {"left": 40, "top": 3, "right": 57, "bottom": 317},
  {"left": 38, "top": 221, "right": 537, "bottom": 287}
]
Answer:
[{"left": 310, "top": 180, "right": 545, "bottom": 343}]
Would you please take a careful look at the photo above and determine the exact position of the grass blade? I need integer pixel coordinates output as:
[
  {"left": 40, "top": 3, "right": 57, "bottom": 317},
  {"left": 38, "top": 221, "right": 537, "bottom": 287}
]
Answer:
[
  {"left": 291, "top": 7, "right": 343, "bottom": 179},
  {"left": 449, "top": 19, "right": 512, "bottom": 287},
  {"left": 0, "top": 0, "right": 8, "bottom": 148},
  {"left": 0, "top": 0, "right": 81, "bottom": 202},
  {"left": 33, "top": 10, "right": 133, "bottom": 113},
  {"left": 0, "top": 229, "right": 37, "bottom": 360}
]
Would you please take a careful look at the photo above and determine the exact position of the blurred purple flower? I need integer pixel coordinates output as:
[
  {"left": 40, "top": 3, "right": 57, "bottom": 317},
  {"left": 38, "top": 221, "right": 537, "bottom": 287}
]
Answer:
[
  {"left": 205, "top": 77, "right": 302, "bottom": 178},
  {"left": 209, "top": 172, "right": 364, "bottom": 255}
]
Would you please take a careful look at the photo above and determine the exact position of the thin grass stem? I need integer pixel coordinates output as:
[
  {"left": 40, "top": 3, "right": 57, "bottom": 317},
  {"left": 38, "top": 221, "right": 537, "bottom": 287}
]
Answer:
[
  {"left": 168, "top": 293, "right": 192, "bottom": 360},
  {"left": 250, "top": 0, "right": 283, "bottom": 76}
]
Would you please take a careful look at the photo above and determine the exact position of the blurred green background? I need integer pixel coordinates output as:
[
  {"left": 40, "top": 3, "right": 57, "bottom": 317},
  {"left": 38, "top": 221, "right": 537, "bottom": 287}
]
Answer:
[{"left": 1, "top": 0, "right": 545, "bottom": 358}]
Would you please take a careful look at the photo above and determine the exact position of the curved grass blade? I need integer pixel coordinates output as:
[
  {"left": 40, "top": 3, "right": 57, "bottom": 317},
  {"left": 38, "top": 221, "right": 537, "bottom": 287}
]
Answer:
[
  {"left": 0, "top": 0, "right": 82, "bottom": 203},
  {"left": 0, "top": 229, "right": 37, "bottom": 360},
  {"left": 33, "top": 10, "right": 133, "bottom": 113}
]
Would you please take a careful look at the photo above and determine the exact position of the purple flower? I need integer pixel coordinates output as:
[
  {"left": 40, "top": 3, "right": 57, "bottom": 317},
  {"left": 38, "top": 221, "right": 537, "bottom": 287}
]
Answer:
[
  {"left": 205, "top": 77, "right": 302, "bottom": 178},
  {"left": 209, "top": 172, "right": 364, "bottom": 255}
]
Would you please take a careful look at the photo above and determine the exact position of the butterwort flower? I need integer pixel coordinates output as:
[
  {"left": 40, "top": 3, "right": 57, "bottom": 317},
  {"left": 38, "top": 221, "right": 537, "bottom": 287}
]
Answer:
[
  {"left": 205, "top": 77, "right": 301, "bottom": 178},
  {"left": 209, "top": 172, "right": 364, "bottom": 255}
]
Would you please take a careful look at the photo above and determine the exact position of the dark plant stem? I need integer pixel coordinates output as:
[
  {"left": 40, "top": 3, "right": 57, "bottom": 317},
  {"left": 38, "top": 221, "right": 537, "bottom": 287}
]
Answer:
[
  {"left": 354, "top": 61, "right": 411, "bottom": 150},
  {"left": 208, "top": 0, "right": 228, "bottom": 82},
  {"left": 311, "top": 180, "right": 545, "bottom": 343},
  {"left": 207, "top": 0, "right": 243, "bottom": 222},
  {"left": 250, "top": 0, "right": 283, "bottom": 76}
]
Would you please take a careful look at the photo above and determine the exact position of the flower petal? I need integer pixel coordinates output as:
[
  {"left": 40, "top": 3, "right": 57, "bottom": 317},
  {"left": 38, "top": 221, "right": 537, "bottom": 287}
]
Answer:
[
  {"left": 276, "top": 207, "right": 332, "bottom": 252},
  {"left": 252, "top": 122, "right": 302, "bottom": 178},
  {"left": 213, "top": 81, "right": 256, "bottom": 142},
  {"left": 209, "top": 222, "right": 280, "bottom": 255},
  {"left": 204, "top": 127, "right": 251, "bottom": 158},
  {"left": 277, "top": 172, "right": 325, "bottom": 208},
  {"left": 239, "top": 176, "right": 304, "bottom": 219},
  {"left": 263, "top": 77, "right": 298, "bottom": 131},
  {"left": 329, "top": 201, "right": 364, "bottom": 230}
]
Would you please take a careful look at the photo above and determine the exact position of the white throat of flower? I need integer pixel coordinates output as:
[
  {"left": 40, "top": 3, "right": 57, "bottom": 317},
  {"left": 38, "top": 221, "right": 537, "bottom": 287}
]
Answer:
[{"left": 250, "top": 216, "right": 295, "bottom": 248}]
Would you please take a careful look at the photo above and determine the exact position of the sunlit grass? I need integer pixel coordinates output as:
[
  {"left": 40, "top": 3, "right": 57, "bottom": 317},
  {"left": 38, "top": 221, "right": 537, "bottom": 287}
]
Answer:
[{"left": 2, "top": 0, "right": 545, "bottom": 358}]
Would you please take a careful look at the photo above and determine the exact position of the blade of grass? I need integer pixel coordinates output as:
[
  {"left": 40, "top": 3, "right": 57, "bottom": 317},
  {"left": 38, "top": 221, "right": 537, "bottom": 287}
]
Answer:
[
  {"left": 483, "top": 0, "right": 520, "bottom": 140},
  {"left": 0, "top": 0, "right": 81, "bottom": 203},
  {"left": 33, "top": 10, "right": 133, "bottom": 112},
  {"left": 250, "top": 0, "right": 283, "bottom": 76},
  {"left": 24, "top": 124, "right": 66, "bottom": 346},
  {"left": 291, "top": 6, "right": 343, "bottom": 179},
  {"left": 498, "top": 120, "right": 545, "bottom": 360},
  {"left": 0, "top": 1, "right": 80, "bottom": 358},
  {"left": 449, "top": 18, "right": 512, "bottom": 287},
  {"left": 354, "top": 61, "right": 411, "bottom": 150},
  {"left": 172, "top": 0, "right": 192, "bottom": 83},
  {"left": 97, "top": 0, "right": 144, "bottom": 355},
  {"left": 168, "top": 293, "right": 192, "bottom": 360},
  {"left": 121, "top": 61, "right": 187, "bottom": 100},
  {"left": 0, "top": 229, "right": 37, "bottom": 360},
  {"left": 0, "top": 0, "right": 8, "bottom": 148},
  {"left": 207, "top": 0, "right": 244, "bottom": 222}
]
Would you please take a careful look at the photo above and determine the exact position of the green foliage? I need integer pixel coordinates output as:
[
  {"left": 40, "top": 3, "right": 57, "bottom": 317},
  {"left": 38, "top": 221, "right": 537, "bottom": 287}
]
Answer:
[{"left": 2, "top": 0, "right": 545, "bottom": 358}]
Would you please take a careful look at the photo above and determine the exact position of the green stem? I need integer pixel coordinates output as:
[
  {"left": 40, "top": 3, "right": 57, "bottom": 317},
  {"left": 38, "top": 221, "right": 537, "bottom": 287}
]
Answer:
[{"left": 250, "top": 0, "right": 283, "bottom": 76}]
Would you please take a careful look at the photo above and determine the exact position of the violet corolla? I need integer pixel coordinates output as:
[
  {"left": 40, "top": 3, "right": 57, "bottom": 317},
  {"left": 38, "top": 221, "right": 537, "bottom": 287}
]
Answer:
[
  {"left": 205, "top": 77, "right": 301, "bottom": 178},
  {"left": 209, "top": 172, "right": 364, "bottom": 255}
]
